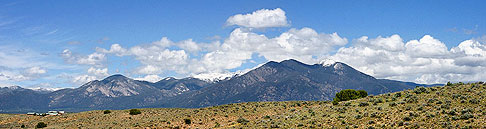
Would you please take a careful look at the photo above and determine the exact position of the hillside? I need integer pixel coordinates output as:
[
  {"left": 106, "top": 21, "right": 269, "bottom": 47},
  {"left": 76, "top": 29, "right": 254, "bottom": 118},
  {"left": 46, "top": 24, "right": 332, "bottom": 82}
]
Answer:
[{"left": 1, "top": 83, "right": 484, "bottom": 128}]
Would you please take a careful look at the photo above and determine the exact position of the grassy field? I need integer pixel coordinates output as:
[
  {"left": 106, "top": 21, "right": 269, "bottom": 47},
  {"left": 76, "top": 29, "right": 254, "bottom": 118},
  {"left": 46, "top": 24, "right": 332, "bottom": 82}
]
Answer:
[{"left": 1, "top": 83, "right": 485, "bottom": 128}]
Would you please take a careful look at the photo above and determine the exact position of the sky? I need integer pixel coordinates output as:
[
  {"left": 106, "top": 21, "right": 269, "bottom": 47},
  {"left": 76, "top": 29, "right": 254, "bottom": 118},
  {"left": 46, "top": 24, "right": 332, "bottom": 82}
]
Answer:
[{"left": 0, "top": 0, "right": 485, "bottom": 89}]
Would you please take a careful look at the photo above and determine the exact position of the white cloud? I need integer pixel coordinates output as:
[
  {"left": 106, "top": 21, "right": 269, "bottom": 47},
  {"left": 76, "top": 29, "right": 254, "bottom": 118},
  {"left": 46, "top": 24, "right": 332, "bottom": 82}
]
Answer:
[
  {"left": 73, "top": 74, "right": 97, "bottom": 85},
  {"left": 97, "top": 27, "right": 347, "bottom": 79},
  {"left": 263, "top": 28, "right": 347, "bottom": 63},
  {"left": 61, "top": 49, "right": 106, "bottom": 66},
  {"left": 25, "top": 66, "right": 47, "bottom": 75},
  {"left": 226, "top": 8, "right": 289, "bottom": 28},
  {"left": 177, "top": 39, "right": 201, "bottom": 53},
  {"left": 330, "top": 35, "right": 486, "bottom": 84},
  {"left": 88, "top": 8, "right": 486, "bottom": 85},
  {"left": 0, "top": 71, "right": 28, "bottom": 81},
  {"left": 87, "top": 67, "right": 109, "bottom": 77},
  {"left": 96, "top": 44, "right": 128, "bottom": 56},
  {"left": 135, "top": 74, "right": 162, "bottom": 83},
  {"left": 405, "top": 35, "right": 449, "bottom": 58}
]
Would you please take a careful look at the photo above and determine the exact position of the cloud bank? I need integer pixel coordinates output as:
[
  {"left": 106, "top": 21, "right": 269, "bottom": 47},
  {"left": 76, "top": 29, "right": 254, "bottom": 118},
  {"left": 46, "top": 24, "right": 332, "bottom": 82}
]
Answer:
[
  {"left": 91, "top": 8, "right": 486, "bottom": 84},
  {"left": 3, "top": 8, "right": 485, "bottom": 87}
]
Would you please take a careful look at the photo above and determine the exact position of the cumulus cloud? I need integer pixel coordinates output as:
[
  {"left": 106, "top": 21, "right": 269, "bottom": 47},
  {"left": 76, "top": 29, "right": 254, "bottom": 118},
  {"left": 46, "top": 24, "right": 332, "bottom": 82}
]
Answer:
[
  {"left": 96, "top": 44, "right": 128, "bottom": 56},
  {"left": 97, "top": 27, "right": 347, "bottom": 78},
  {"left": 61, "top": 49, "right": 106, "bottom": 66},
  {"left": 329, "top": 35, "right": 486, "bottom": 84},
  {"left": 405, "top": 35, "right": 449, "bottom": 58},
  {"left": 25, "top": 66, "right": 47, "bottom": 76},
  {"left": 226, "top": 8, "right": 289, "bottom": 28},
  {"left": 73, "top": 74, "right": 97, "bottom": 85},
  {"left": 87, "top": 67, "right": 109, "bottom": 77},
  {"left": 86, "top": 8, "right": 486, "bottom": 85}
]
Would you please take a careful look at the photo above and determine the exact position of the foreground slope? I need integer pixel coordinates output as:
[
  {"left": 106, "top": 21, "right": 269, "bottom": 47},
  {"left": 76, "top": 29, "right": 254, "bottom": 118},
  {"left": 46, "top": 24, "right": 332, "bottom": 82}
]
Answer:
[{"left": 1, "top": 83, "right": 484, "bottom": 128}]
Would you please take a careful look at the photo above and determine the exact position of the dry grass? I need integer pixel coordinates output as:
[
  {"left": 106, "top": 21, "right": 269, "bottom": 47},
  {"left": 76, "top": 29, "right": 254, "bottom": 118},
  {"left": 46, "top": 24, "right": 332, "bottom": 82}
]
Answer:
[{"left": 1, "top": 83, "right": 485, "bottom": 128}]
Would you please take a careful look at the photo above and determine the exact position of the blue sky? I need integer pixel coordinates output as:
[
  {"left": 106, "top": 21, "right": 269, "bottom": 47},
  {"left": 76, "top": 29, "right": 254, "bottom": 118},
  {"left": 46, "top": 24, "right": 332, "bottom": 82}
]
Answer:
[{"left": 0, "top": 0, "right": 485, "bottom": 88}]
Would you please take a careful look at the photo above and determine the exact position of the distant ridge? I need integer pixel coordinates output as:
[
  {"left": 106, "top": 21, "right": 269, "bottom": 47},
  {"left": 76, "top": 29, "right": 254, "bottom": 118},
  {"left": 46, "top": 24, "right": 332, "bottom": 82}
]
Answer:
[{"left": 0, "top": 59, "right": 440, "bottom": 113}]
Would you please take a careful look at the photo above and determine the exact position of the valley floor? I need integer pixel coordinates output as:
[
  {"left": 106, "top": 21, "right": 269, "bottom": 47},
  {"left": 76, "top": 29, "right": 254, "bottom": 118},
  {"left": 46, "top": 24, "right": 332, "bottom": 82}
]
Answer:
[{"left": 1, "top": 83, "right": 485, "bottom": 128}]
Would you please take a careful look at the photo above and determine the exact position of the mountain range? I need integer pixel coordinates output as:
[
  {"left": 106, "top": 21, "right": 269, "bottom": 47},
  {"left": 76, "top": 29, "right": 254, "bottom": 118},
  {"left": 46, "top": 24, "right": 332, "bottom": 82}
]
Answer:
[{"left": 0, "top": 59, "right": 439, "bottom": 113}]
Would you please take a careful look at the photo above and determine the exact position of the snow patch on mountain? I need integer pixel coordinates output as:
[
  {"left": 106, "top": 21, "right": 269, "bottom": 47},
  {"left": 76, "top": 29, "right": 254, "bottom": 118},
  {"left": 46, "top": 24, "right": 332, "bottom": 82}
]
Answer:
[
  {"left": 1, "top": 85, "right": 21, "bottom": 90},
  {"left": 192, "top": 62, "right": 266, "bottom": 82},
  {"left": 319, "top": 59, "right": 336, "bottom": 67},
  {"left": 28, "top": 87, "right": 67, "bottom": 92},
  {"left": 193, "top": 72, "right": 237, "bottom": 82}
]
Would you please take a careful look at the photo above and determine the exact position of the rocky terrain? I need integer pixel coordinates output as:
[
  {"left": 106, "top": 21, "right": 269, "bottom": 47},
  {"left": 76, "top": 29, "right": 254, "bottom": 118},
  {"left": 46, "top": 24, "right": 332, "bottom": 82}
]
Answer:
[{"left": 1, "top": 82, "right": 484, "bottom": 128}]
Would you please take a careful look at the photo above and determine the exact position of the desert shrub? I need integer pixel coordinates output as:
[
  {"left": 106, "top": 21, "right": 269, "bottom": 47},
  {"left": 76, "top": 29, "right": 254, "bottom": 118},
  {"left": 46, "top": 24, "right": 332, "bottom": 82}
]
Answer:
[
  {"left": 452, "top": 94, "right": 461, "bottom": 99},
  {"left": 21, "top": 124, "right": 25, "bottom": 128},
  {"left": 214, "top": 122, "right": 220, "bottom": 128},
  {"left": 359, "top": 102, "right": 369, "bottom": 107},
  {"left": 469, "top": 99, "right": 480, "bottom": 104},
  {"left": 336, "top": 107, "right": 346, "bottom": 113},
  {"left": 436, "top": 101, "right": 443, "bottom": 104},
  {"left": 446, "top": 81, "right": 453, "bottom": 86},
  {"left": 394, "top": 92, "right": 402, "bottom": 98},
  {"left": 129, "top": 109, "right": 141, "bottom": 115},
  {"left": 398, "top": 121, "right": 404, "bottom": 126},
  {"left": 413, "top": 86, "right": 428, "bottom": 94},
  {"left": 389, "top": 102, "right": 397, "bottom": 107},
  {"left": 460, "top": 113, "right": 474, "bottom": 120},
  {"left": 447, "top": 110, "right": 457, "bottom": 115},
  {"left": 36, "top": 122, "right": 47, "bottom": 128},
  {"left": 344, "top": 102, "right": 351, "bottom": 106},
  {"left": 403, "top": 116, "right": 412, "bottom": 121},
  {"left": 405, "top": 106, "right": 412, "bottom": 111},
  {"left": 368, "top": 120, "right": 375, "bottom": 124},
  {"left": 184, "top": 119, "right": 191, "bottom": 124},
  {"left": 406, "top": 96, "right": 418, "bottom": 103},
  {"left": 264, "top": 115, "right": 270, "bottom": 119},
  {"left": 271, "top": 124, "right": 280, "bottom": 128},
  {"left": 373, "top": 98, "right": 383, "bottom": 105},
  {"left": 355, "top": 114, "right": 363, "bottom": 119},
  {"left": 237, "top": 117, "right": 249, "bottom": 124},
  {"left": 103, "top": 110, "right": 111, "bottom": 114},
  {"left": 462, "top": 108, "right": 474, "bottom": 114},
  {"left": 334, "top": 89, "right": 367, "bottom": 102},
  {"left": 441, "top": 104, "right": 451, "bottom": 109}
]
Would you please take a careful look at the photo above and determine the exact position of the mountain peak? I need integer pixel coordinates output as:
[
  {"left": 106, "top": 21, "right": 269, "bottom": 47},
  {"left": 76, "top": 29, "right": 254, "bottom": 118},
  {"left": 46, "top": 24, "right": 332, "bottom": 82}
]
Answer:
[
  {"left": 163, "top": 77, "right": 175, "bottom": 80},
  {"left": 102, "top": 74, "right": 130, "bottom": 82},
  {"left": 2, "top": 85, "right": 22, "bottom": 90}
]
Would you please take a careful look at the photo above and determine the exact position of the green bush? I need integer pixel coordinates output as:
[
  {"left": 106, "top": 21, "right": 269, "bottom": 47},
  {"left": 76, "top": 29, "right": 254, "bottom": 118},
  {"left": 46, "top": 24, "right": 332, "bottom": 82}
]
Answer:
[
  {"left": 332, "top": 99, "right": 339, "bottom": 105},
  {"left": 446, "top": 81, "right": 452, "bottom": 86},
  {"left": 103, "top": 110, "right": 111, "bottom": 114},
  {"left": 358, "top": 90, "right": 368, "bottom": 98},
  {"left": 36, "top": 122, "right": 47, "bottom": 128},
  {"left": 334, "top": 89, "right": 368, "bottom": 102},
  {"left": 129, "top": 109, "right": 141, "bottom": 115}
]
